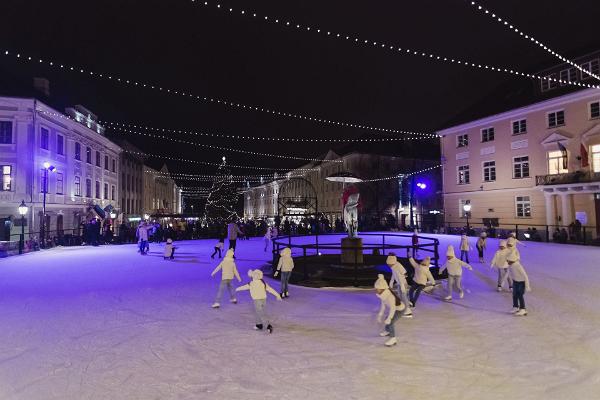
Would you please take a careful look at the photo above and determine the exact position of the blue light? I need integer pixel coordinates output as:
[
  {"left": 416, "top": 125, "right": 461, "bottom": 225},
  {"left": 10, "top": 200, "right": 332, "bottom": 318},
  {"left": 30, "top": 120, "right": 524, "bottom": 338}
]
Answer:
[{"left": 417, "top": 182, "right": 427, "bottom": 189}]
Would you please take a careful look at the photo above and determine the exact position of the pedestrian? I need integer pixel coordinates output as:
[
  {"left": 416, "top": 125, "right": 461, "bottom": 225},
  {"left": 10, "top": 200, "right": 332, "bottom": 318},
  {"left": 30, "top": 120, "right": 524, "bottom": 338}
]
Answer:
[
  {"left": 211, "top": 249, "right": 241, "bottom": 308},
  {"left": 386, "top": 253, "right": 413, "bottom": 318},
  {"left": 490, "top": 240, "right": 512, "bottom": 292},
  {"left": 459, "top": 234, "right": 471, "bottom": 263},
  {"left": 274, "top": 247, "right": 294, "bottom": 298},
  {"left": 264, "top": 227, "right": 272, "bottom": 252},
  {"left": 374, "top": 274, "right": 406, "bottom": 347},
  {"left": 505, "top": 250, "right": 531, "bottom": 316},
  {"left": 407, "top": 256, "right": 435, "bottom": 308},
  {"left": 476, "top": 232, "right": 487, "bottom": 263},
  {"left": 236, "top": 269, "right": 282, "bottom": 333},
  {"left": 439, "top": 245, "right": 473, "bottom": 301},
  {"left": 163, "top": 238, "right": 176, "bottom": 260},
  {"left": 411, "top": 229, "right": 419, "bottom": 258},
  {"left": 227, "top": 220, "right": 243, "bottom": 252},
  {"left": 211, "top": 236, "right": 225, "bottom": 259}
]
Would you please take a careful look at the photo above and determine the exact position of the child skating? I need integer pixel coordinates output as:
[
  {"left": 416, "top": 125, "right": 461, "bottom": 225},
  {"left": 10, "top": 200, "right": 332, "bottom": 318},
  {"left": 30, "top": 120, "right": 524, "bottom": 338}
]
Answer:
[
  {"left": 439, "top": 245, "right": 473, "bottom": 301},
  {"left": 505, "top": 250, "right": 531, "bottom": 316},
  {"left": 274, "top": 247, "right": 294, "bottom": 298},
  {"left": 407, "top": 256, "right": 436, "bottom": 308},
  {"left": 211, "top": 236, "right": 225, "bottom": 259},
  {"left": 386, "top": 253, "right": 413, "bottom": 318},
  {"left": 163, "top": 238, "right": 176, "bottom": 260},
  {"left": 506, "top": 237, "right": 522, "bottom": 261},
  {"left": 476, "top": 232, "right": 487, "bottom": 263},
  {"left": 374, "top": 274, "right": 406, "bottom": 347},
  {"left": 211, "top": 249, "right": 241, "bottom": 308},
  {"left": 459, "top": 234, "right": 471, "bottom": 262},
  {"left": 236, "top": 269, "right": 282, "bottom": 333},
  {"left": 490, "top": 240, "right": 512, "bottom": 292}
]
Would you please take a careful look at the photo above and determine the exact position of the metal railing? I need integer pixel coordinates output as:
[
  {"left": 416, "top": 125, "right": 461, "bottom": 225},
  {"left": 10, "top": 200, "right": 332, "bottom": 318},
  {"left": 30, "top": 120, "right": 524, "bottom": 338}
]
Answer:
[{"left": 536, "top": 171, "right": 600, "bottom": 186}]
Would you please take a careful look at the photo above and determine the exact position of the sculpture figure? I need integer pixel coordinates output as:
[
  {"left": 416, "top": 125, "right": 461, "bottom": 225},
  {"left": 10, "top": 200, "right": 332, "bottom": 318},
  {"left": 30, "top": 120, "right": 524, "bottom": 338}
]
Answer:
[{"left": 344, "top": 193, "right": 360, "bottom": 238}]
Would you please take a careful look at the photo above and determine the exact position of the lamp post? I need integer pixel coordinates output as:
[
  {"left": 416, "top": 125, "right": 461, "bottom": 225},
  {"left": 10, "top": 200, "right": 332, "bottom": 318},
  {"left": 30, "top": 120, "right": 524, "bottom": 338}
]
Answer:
[
  {"left": 18, "top": 200, "right": 28, "bottom": 254},
  {"left": 41, "top": 162, "right": 56, "bottom": 248},
  {"left": 463, "top": 203, "right": 472, "bottom": 234}
]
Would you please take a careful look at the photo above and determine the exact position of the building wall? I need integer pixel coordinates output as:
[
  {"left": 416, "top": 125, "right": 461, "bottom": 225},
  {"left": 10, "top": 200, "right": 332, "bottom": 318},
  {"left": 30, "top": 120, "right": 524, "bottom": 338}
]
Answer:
[
  {"left": 119, "top": 146, "right": 145, "bottom": 220},
  {"left": 143, "top": 166, "right": 180, "bottom": 215}
]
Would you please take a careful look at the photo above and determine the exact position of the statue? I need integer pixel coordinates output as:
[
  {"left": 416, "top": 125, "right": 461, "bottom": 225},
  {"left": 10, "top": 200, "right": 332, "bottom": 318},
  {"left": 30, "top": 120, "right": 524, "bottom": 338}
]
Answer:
[{"left": 344, "top": 193, "right": 359, "bottom": 238}]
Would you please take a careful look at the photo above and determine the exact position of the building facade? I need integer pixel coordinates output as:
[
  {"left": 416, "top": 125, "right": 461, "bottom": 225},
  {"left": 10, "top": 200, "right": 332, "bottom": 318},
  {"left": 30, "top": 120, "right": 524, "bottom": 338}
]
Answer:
[
  {"left": 0, "top": 96, "right": 121, "bottom": 242},
  {"left": 143, "top": 165, "right": 182, "bottom": 216},
  {"left": 116, "top": 140, "right": 145, "bottom": 222}
]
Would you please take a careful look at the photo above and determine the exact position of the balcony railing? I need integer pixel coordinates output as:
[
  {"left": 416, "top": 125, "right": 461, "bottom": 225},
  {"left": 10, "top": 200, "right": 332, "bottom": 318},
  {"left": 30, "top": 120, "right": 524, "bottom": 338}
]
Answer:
[{"left": 536, "top": 171, "right": 600, "bottom": 186}]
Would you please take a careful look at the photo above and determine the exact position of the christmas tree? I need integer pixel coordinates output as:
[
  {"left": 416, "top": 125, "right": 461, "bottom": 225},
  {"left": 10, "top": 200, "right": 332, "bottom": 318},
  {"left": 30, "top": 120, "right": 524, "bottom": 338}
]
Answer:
[{"left": 204, "top": 157, "right": 239, "bottom": 223}]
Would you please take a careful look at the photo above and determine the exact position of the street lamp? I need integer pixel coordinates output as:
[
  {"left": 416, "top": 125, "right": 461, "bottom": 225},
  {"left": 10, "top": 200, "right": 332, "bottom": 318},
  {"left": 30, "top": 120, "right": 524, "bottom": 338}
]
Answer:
[
  {"left": 463, "top": 203, "right": 472, "bottom": 233},
  {"left": 18, "top": 200, "right": 28, "bottom": 254},
  {"left": 41, "top": 162, "right": 56, "bottom": 248}
]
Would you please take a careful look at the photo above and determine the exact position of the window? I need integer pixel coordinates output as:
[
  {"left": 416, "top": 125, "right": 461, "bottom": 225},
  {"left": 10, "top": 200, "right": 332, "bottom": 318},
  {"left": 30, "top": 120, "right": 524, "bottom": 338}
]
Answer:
[
  {"left": 40, "top": 127, "right": 49, "bottom": 150},
  {"left": 57, "top": 134, "right": 64, "bottom": 155},
  {"left": 86, "top": 147, "right": 92, "bottom": 163},
  {"left": 111, "top": 185, "right": 116, "bottom": 201},
  {"left": 86, "top": 179, "right": 92, "bottom": 197},
  {"left": 460, "top": 199, "right": 471, "bottom": 218},
  {"left": 483, "top": 161, "right": 496, "bottom": 182},
  {"left": 457, "top": 165, "right": 470, "bottom": 184},
  {"left": 96, "top": 151, "right": 101, "bottom": 167},
  {"left": 56, "top": 172, "right": 64, "bottom": 194},
  {"left": 104, "top": 155, "right": 109, "bottom": 170},
  {"left": 592, "top": 144, "right": 600, "bottom": 173},
  {"left": 74, "top": 176, "right": 81, "bottom": 196},
  {"left": 559, "top": 67, "right": 577, "bottom": 85},
  {"left": 75, "top": 142, "right": 81, "bottom": 160},
  {"left": 95, "top": 181, "right": 100, "bottom": 198},
  {"left": 513, "top": 156, "right": 530, "bottom": 178},
  {"left": 481, "top": 127, "right": 495, "bottom": 142},
  {"left": 580, "top": 60, "right": 599, "bottom": 80},
  {"left": 548, "top": 150, "right": 568, "bottom": 174},
  {"left": 590, "top": 102, "right": 600, "bottom": 119},
  {"left": 512, "top": 119, "right": 527, "bottom": 135},
  {"left": 541, "top": 74, "right": 557, "bottom": 91},
  {"left": 1, "top": 165, "right": 11, "bottom": 191},
  {"left": 515, "top": 196, "right": 531, "bottom": 218},
  {"left": 457, "top": 134, "right": 469, "bottom": 147},
  {"left": 548, "top": 110, "right": 565, "bottom": 128},
  {"left": 104, "top": 183, "right": 109, "bottom": 199},
  {"left": 112, "top": 159, "right": 116, "bottom": 173},
  {"left": 0, "top": 121, "right": 12, "bottom": 144}
]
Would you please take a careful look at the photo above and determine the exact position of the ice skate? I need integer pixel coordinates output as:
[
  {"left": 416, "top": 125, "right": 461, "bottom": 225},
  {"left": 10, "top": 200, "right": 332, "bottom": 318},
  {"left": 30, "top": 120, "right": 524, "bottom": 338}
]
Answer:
[
  {"left": 379, "top": 330, "right": 390, "bottom": 337},
  {"left": 514, "top": 309, "right": 528, "bottom": 316},
  {"left": 384, "top": 337, "right": 398, "bottom": 347},
  {"left": 510, "top": 307, "right": 519, "bottom": 313},
  {"left": 459, "top": 291, "right": 464, "bottom": 299},
  {"left": 401, "top": 312, "right": 413, "bottom": 318},
  {"left": 230, "top": 298, "right": 237, "bottom": 304},
  {"left": 497, "top": 286, "right": 502, "bottom": 292},
  {"left": 254, "top": 324, "right": 263, "bottom": 330},
  {"left": 266, "top": 324, "right": 273, "bottom": 333},
  {"left": 285, "top": 291, "right": 289, "bottom": 298},
  {"left": 211, "top": 303, "right": 220, "bottom": 308},
  {"left": 444, "top": 295, "right": 452, "bottom": 301}
]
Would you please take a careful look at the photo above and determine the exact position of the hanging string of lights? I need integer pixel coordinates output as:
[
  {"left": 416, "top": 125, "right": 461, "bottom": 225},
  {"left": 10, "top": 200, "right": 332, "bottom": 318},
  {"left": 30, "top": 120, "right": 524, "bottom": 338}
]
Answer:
[
  {"left": 360, "top": 164, "right": 442, "bottom": 183},
  {"left": 466, "top": 1, "right": 600, "bottom": 82},
  {"left": 146, "top": 169, "right": 307, "bottom": 180},
  {"left": 2, "top": 49, "right": 439, "bottom": 138},
  {"left": 190, "top": 1, "right": 600, "bottom": 90}
]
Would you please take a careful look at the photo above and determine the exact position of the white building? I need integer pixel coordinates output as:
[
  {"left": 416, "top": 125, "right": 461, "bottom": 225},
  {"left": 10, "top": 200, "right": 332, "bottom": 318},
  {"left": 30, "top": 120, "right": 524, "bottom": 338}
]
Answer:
[{"left": 143, "top": 165, "right": 182, "bottom": 216}]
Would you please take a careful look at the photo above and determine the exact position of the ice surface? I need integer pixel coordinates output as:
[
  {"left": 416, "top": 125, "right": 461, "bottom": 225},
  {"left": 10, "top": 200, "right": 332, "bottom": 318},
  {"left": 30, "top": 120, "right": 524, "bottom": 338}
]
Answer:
[{"left": 0, "top": 234, "right": 599, "bottom": 400}]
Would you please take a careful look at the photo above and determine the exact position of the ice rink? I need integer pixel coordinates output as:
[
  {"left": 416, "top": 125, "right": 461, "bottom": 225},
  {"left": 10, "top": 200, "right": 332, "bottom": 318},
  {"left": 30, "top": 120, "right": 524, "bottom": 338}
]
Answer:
[{"left": 0, "top": 234, "right": 599, "bottom": 400}]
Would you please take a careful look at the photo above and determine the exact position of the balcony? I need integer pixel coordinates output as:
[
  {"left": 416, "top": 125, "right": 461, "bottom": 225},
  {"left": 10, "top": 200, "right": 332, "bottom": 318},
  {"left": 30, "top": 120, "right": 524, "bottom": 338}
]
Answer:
[{"left": 536, "top": 171, "right": 600, "bottom": 186}]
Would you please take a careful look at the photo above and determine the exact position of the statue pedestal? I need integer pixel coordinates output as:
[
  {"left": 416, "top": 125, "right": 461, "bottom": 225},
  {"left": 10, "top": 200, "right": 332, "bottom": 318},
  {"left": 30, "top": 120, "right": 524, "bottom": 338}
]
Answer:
[{"left": 341, "top": 237, "right": 363, "bottom": 264}]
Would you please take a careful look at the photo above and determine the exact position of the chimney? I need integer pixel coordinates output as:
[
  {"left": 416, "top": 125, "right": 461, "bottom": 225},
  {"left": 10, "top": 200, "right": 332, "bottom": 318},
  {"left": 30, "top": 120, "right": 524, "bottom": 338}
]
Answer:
[{"left": 33, "top": 77, "right": 50, "bottom": 97}]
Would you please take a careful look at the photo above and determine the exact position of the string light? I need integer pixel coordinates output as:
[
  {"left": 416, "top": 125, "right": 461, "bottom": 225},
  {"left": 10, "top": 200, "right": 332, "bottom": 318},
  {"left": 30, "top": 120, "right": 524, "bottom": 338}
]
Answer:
[
  {"left": 466, "top": 1, "right": 600, "bottom": 82},
  {"left": 191, "top": 1, "right": 600, "bottom": 90},
  {"left": 146, "top": 169, "right": 307, "bottom": 180},
  {"left": 360, "top": 164, "right": 442, "bottom": 182},
  {"left": 2, "top": 49, "right": 440, "bottom": 138}
]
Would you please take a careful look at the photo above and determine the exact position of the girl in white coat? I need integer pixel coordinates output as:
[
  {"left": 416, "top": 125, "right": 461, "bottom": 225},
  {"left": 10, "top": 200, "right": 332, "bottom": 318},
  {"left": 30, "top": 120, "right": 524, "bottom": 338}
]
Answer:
[
  {"left": 407, "top": 256, "right": 436, "bottom": 307},
  {"left": 490, "top": 240, "right": 512, "bottom": 292},
  {"left": 439, "top": 245, "right": 473, "bottom": 301},
  {"left": 274, "top": 247, "right": 294, "bottom": 298},
  {"left": 386, "top": 253, "right": 413, "bottom": 318},
  {"left": 211, "top": 249, "right": 242, "bottom": 308},
  {"left": 505, "top": 250, "right": 531, "bottom": 316},
  {"left": 374, "top": 274, "right": 406, "bottom": 347},
  {"left": 236, "top": 269, "right": 282, "bottom": 332},
  {"left": 459, "top": 234, "right": 471, "bottom": 263}
]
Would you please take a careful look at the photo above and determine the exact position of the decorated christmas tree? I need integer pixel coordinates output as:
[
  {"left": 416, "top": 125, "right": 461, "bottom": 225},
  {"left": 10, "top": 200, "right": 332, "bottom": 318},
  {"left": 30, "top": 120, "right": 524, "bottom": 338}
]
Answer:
[{"left": 204, "top": 157, "right": 239, "bottom": 223}]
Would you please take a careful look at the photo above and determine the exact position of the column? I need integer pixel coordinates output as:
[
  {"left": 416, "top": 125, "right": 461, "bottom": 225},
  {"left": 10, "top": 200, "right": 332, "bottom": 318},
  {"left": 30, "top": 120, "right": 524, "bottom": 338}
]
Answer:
[
  {"left": 544, "top": 193, "right": 556, "bottom": 232},
  {"left": 560, "top": 192, "right": 573, "bottom": 227}
]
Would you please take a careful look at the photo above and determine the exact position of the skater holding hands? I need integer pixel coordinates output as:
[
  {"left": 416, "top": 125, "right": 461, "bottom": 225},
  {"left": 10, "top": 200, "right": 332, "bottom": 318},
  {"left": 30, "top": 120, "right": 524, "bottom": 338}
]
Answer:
[
  {"left": 163, "top": 238, "right": 176, "bottom": 260},
  {"left": 490, "top": 240, "right": 512, "bottom": 292},
  {"left": 407, "top": 256, "right": 436, "bottom": 307},
  {"left": 211, "top": 249, "right": 241, "bottom": 308},
  {"left": 374, "top": 274, "right": 406, "bottom": 347},
  {"left": 236, "top": 269, "right": 282, "bottom": 333},
  {"left": 386, "top": 253, "right": 413, "bottom": 318},
  {"left": 274, "top": 247, "right": 294, "bottom": 298},
  {"left": 439, "top": 245, "right": 472, "bottom": 301}
]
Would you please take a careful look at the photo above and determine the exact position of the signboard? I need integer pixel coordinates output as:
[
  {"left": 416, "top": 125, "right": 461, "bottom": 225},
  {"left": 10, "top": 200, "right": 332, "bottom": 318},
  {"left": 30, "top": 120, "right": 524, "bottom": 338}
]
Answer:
[{"left": 575, "top": 211, "right": 587, "bottom": 225}]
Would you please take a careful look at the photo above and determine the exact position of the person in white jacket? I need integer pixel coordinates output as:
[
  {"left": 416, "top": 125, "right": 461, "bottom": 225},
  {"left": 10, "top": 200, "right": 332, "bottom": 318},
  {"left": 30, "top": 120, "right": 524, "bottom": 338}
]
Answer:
[
  {"left": 407, "top": 256, "right": 436, "bottom": 307},
  {"left": 386, "top": 253, "right": 413, "bottom": 318},
  {"left": 476, "top": 232, "right": 487, "bottom": 263},
  {"left": 211, "top": 249, "right": 242, "bottom": 308},
  {"left": 440, "top": 245, "right": 473, "bottom": 301},
  {"left": 374, "top": 274, "right": 406, "bottom": 347},
  {"left": 506, "top": 237, "right": 522, "bottom": 261},
  {"left": 459, "top": 234, "right": 471, "bottom": 263},
  {"left": 490, "top": 240, "right": 512, "bottom": 292},
  {"left": 274, "top": 247, "right": 294, "bottom": 298},
  {"left": 163, "top": 238, "right": 176, "bottom": 260},
  {"left": 505, "top": 250, "right": 531, "bottom": 316},
  {"left": 236, "top": 269, "right": 282, "bottom": 333}
]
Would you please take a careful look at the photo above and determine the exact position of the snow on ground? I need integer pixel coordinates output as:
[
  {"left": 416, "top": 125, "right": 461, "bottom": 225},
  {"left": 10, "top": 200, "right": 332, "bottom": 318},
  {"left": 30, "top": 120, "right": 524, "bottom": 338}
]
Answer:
[{"left": 0, "top": 233, "right": 599, "bottom": 400}]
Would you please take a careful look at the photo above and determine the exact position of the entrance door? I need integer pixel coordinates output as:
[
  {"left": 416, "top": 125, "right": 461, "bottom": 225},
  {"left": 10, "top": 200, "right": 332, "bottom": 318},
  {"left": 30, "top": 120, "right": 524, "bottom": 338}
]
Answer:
[
  {"left": 595, "top": 194, "right": 600, "bottom": 235},
  {"left": 0, "top": 218, "right": 10, "bottom": 241}
]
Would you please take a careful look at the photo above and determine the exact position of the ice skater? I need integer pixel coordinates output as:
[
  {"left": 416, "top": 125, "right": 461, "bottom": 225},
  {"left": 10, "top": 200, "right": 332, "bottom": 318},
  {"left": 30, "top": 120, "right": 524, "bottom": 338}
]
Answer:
[
  {"left": 386, "top": 253, "right": 413, "bottom": 318},
  {"left": 412, "top": 229, "right": 419, "bottom": 258},
  {"left": 440, "top": 245, "right": 473, "bottom": 301},
  {"left": 459, "top": 234, "right": 471, "bottom": 262},
  {"left": 264, "top": 227, "right": 272, "bottom": 252},
  {"left": 490, "top": 240, "right": 512, "bottom": 292},
  {"left": 476, "top": 232, "right": 487, "bottom": 263},
  {"left": 407, "top": 256, "right": 436, "bottom": 308},
  {"left": 211, "top": 236, "right": 225, "bottom": 259},
  {"left": 506, "top": 237, "right": 521, "bottom": 261},
  {"left": 236, "top": 269, "right": 282, "bottom": 333},
  {"left": 505, "top": 250, "right": 531, "bottom": 316},
  {"left": 136, "top": 221, "right": 151, "bottom": 255},
  {"left": 274, "top": 247, "right": 294, "bottom": 298},
  {"left": 374, "top": 274, "right": 406, "bottom": 347},
  {"left": 163, "top": 238, "right": 176, "bottom": 260},
  {"left": 211, "top": 249, "right": 241, "bottom": 308}
]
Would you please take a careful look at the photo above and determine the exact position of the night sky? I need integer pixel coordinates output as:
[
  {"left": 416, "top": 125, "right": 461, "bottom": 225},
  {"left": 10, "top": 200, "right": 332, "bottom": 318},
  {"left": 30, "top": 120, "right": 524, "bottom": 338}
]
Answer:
[{"left": 2, "top": 0, "right": 600, "bottom": 192}]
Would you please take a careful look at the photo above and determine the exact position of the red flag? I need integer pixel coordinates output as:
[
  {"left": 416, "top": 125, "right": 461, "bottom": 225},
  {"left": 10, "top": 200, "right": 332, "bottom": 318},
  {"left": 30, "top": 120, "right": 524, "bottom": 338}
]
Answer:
[{"left": 581, "top": 144, "right": 589, "bottom": 168}]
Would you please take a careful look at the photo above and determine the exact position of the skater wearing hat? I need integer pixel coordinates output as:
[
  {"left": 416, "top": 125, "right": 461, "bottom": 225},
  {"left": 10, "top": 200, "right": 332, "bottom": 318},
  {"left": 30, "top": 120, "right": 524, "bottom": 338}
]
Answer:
[
  {"left": 459, "top": 234, "right": 471, "bottom": 263},
  {"left": 476, "top": 232, "right": 487, "bottom": 263},
  {"left": 274, "top": 247, "right": 294, "bottom": 298},
  {"left": 490, "top": 240, "right": 512, "bottom": 292},
  {"left": 211, "top": 249, "right": 242, "bottom": 308},
  {"left": 374, "top": 274, "right": 406, "bottom": 347},
  {"left": 439, "top": 245, "right": 473, "bottom": 301},
  {"left": 506, "top": 237, "right": 521, "bottom": 261},
  {"left": 411, "top": 229, "right": 419, "bottom": 258},
  {"left": 505, "top": 250, "right": 530, "bottom": 316},
  {"left": 407, "top": 256, "right": 436, "bottom": 307},
  {"left": 163, "top": 238, "right": 176, "bottom": 260},
  {"left": 386, "top": 253, "right": 413, "bottom": 318},
  {"left": 236, "top": 269, "right": 282, "bottom": 333}
]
